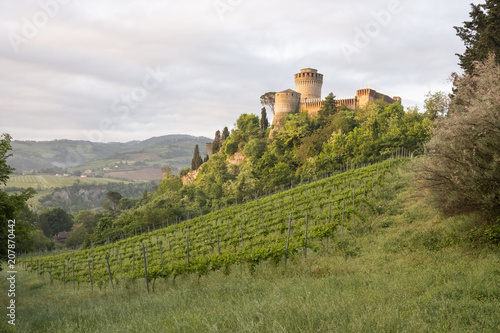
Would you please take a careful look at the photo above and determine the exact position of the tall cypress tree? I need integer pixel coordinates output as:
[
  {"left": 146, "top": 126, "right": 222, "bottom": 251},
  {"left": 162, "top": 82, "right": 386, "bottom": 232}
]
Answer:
[
  {"left": 222, "top": 126, "right": 230, "bottom": 141},
  {"left": 191, "top": 144, "right": 203, "bottom": 170},
  {"left": 212, "top": 130, "right": 221, "bottom": 154},
  {"left": 260, "top": 107, "right": 269, "bottom": 132}
]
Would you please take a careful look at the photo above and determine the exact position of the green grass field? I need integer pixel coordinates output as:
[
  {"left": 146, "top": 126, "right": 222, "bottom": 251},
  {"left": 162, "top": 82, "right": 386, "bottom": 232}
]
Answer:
[{"left": 2, "top": 164, "right": 499, "bottom": 332}]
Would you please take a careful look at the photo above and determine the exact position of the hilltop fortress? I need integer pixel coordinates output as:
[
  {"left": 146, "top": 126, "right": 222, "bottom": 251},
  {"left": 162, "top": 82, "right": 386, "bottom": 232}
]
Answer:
[{"left": 271, "top": 68, "right": 401, "bottom": 132}]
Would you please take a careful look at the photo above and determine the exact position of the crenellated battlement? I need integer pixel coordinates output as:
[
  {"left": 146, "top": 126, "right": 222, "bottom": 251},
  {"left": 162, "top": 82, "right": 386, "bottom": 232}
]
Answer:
[
  {"left": 335, "top": 97, "right": 357, "bottom": 110},
  {"left": 300, "top": 98, "right": 323, "bottom": 116},
  {"left": 294, "top": 68, "right": 323, "bottom": 101}
]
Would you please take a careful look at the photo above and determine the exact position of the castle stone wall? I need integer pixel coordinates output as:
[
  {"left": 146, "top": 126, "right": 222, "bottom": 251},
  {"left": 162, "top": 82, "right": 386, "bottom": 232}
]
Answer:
[
  {"left": 356, "top": 88, "right": 400, "bottom": 108},
  {"left": 300, "top": 99, "right": 323, "bottom": 117},
  {"left": 336, "top": 97, "right": 357, "bottom": 110}
]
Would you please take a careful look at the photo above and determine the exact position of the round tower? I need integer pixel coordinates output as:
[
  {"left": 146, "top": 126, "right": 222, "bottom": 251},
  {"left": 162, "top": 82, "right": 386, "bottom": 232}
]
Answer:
[
  {"left": 294, "top": 68, "right": 323, "bottom": 102},
  {"left": 270, "top": 89, "right": 301, "bottom": 137}
]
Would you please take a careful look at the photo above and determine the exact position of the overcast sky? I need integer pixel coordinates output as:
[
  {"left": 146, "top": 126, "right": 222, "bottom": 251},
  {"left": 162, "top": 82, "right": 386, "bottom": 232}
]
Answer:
[{"left": 0, "top": 0, "right": 478, "bottom": 143}]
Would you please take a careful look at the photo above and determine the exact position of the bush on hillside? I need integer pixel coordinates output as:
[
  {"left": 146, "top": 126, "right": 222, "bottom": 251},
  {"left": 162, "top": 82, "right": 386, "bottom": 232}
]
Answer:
[{"left": 417, "top": 55, "right": 500, "bottom": 220}]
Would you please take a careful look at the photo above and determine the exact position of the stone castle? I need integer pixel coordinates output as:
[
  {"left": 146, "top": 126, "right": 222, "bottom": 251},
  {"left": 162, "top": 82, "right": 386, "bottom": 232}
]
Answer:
[{"left": 271, "top": 68, "right": 401, "bottom": 132}]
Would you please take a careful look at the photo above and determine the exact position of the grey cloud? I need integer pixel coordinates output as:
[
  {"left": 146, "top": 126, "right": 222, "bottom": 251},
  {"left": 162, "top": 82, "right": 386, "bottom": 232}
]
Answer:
[{"left": 0, "top": 0, "right": 475, "bottom": 142}]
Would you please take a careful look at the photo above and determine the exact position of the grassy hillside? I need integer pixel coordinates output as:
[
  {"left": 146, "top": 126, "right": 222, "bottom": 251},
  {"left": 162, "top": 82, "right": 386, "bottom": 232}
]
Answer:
[{"left": 3, "top": 161, "right": 499, "bottom": 332}]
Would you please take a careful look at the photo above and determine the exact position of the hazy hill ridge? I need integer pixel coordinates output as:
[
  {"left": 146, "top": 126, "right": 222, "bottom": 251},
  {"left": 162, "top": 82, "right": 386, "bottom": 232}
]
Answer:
[{"left": 9, "top": 134, "right": 211, "bottom": 173}]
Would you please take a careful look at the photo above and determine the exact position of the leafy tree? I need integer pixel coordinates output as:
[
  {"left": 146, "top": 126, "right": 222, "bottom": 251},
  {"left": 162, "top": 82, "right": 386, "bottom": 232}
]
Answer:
[
  {"left": 158, "top": 174, "right": 183, "bottom": 194},
  {"left": 275, "top": 112, "right": 313, "bottom": 150},
  {"left": 221, "top": 136, "right": 239, "bottom": 157},
  {"left": 298, "top": 122, "right": 336, "bottom": 163},
  {"left": 28, "top": 229, "right": 55, "bottom": 251},
  {"left": 65, "top": 227, "right": 86, "bottom": 248},
  {"left": 191, "top": 144, "right": 203, "bottom": 170},
  {"left": 212, "top": 130, "right": 222, "bottom": 154},
  {"left": 260, "top": 107, "right": 269, "bottom": 133},
  {"left": 268, "top": 162, "right": 293, "bottom": 188},
  {"left": 38, "top": 208, "right": 73, "bottom": 237},
  {"left": 236, "top": 114, "right": 261, "bottom": 143},
  {"left": 194, "top": 154, "right": 232, "bottom": 202},
  {"left": 225, "top": 161, "right": 257, "bottom": 202},
  {"left": 38, "top": 216, "right": 53, "bottom": 237},
  {"left": 94, "top": 217, "right": 114, "bottom": 244},
  {"left": 0, "top": 133, "right": 35, "bottom": 269},
  {"left": 179, "top": 166, "right": 191, "bottom": 177},
  {"left": 75, "top": 210, "right": 99, "bottom": 233},
  {"left": 243, "top": 138, "right": 267, "bottom": 162},
  {"left": 454, "top": 0, "right": 500, "bottom": 74},
  {"left": 260, "top": 92, "right": 276, "bottom": 115},
  {"left": 418, "top": 55, "right": 500, "bottom": 219},
  {"left": 161, "top": 166, "right": 173, "bottom": 178},
  {"left": 118, "top": 197, "right": 139, "bottom": 210},
  {"left": 318, "top": 92, "right": 337, "bottom": 118},
  {"left": 424, "top": 91, "right": 450, "bottom": 120},
  {"left": 106, "top": 191, "right": 123, "bottom": 210},
  {"left": 0, "top": 133, "right": 14, "bottom": 185}
]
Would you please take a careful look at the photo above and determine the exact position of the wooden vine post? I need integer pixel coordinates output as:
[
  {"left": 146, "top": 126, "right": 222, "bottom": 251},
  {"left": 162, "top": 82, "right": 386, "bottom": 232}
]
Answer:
[
  {"left": 88, "top": 260, "right": 93, "bottom": 291},
  {"left": 352, "top": 188, "right": 355, "bottom": 225},
  {"left": 143, "top": 244, "right": 149, "bottom": 293},
  {"left": 304, "top": 212, "right": 309, "bottom": 259},
  {"left": 217, "top": 231, "right": 221, "bottom": 255},
  {"left": 186, "top": 236, "right": 190, "bottom": 265},
  {"left": 342, "top": 198, "right": 345, "bottom": 237},
  {"left": 105, "top": 253, "right": 114, "bottom": 290},
  {"left": 285, "top": 214, "right": 292, "bottom": 266},
  {"left": 240, "top": 223, "right": 244, "bottom": 246}
]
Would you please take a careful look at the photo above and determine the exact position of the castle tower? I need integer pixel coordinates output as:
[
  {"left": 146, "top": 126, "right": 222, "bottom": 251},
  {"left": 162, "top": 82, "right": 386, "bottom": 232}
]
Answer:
[
  {"left": 270, "top": 89, "right": 301, "bottom": 138},
  {"left": 356, "top": 88, "right": 374, "bottom": 108},
  {"left": 294, "top": 68, "right": 323, "bottom": 102}
]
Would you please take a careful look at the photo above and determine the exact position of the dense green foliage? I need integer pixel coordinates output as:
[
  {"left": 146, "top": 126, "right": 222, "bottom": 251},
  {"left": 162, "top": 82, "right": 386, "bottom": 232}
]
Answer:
[
  {"left": 418, "top": 55, "right": 500, "bottom": 223},
  {"left": 0, "top": 134, "right": 36, "bottom": 269},
  {"left": 454, "top": 0, "right": 500, "bottom": 74},
  {"left": 37, "top": 208, "right": 73, "bottom": 237}
]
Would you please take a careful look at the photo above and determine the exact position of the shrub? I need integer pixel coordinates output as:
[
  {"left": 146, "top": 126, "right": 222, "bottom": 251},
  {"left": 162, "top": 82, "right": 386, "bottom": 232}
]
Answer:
[{"left": 417, "top": 55, "right": 500, "bottom": 220}]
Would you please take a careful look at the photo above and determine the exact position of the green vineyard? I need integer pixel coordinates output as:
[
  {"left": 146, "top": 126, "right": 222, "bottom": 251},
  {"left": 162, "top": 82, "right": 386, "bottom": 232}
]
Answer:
[
  {"left": 22, "top": 158, "right": 407, "bottom": 291},
  {"left": 4, "top": 174, "right": 132, "bottom": 189}
]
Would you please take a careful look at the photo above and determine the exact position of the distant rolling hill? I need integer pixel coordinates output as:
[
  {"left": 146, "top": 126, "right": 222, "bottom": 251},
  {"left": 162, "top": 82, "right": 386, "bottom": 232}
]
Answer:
[{"left": 8, "top": 134, "right": 212, "bottom": 179}]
